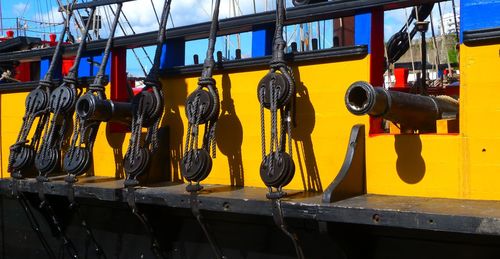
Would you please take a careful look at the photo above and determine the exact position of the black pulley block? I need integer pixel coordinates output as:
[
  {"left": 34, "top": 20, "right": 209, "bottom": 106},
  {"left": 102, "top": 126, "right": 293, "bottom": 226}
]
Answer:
[
  {"left": 292, "top": 0, "right": 327, "bottom": 6},
  {"left": 132, "top": 90, "right": 163, "bottom": 127},
  {"left": 185, "top": 88, "right": 218, "bottom": 125},
  {"left": 34, "top": 148, "right": 60, "bottom": 175},
  {"left": 50, "top": 86, "right": 76, "bottom": 113},
  {"left": 10, "top": 145, "right": 35, "bottom": 172},
  {"left": 63, "top": 147, "right": 91, "bottom": 176},
  {"left": 181, "top": 148, "right": 212, "bottom": 182},
  {"left": 26, "top": 89, "right": 48, "bottom": 113},
  {"left": 124, "top": 147, "right": 151, "bottom": 178},
  {"left": 260, "top": 151, "right": 295, "bottom": 188},
  {"left": 257, "top": 72, "right": 292, "bottom": 109}
]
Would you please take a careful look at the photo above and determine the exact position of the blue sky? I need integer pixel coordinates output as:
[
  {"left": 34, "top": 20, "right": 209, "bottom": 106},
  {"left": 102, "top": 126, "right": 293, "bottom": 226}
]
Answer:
[{"left": 1, "top": 0, "right": 459, "bottom": 76}]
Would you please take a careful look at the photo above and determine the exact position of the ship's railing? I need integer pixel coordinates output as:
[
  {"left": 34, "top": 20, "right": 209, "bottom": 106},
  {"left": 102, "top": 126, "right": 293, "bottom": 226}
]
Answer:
[{"left": 0, "top": 0, "right": 446, "bottom": 64}]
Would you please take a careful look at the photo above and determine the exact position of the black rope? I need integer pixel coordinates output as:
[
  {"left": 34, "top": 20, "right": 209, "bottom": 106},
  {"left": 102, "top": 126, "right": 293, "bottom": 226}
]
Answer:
[
  {"left": 66, "top": 7, "right": 97, "bottom": 81},
  {"left": 124, "top": 0, "right": 171, "bottom": 184},
  {"left": 122, "top": 1, "right": 173, "bottom": 258},
  {"left": 8, "top": 0, "right": 77, "bottom": 176},
  {"left": 30, "top": 7, "right": 99, "bottom": 259},
  {"left": 107, "top": 5, "right": 149, "bottom": 75},
  {"left": 58, "top": 5, "right": 123, "bottom": 259},
  {"left": 258, "top": 1, "right": 303, "bottom": 258},
  {"left": 181, "top": 1, "right": 225, "bottom": 258}
]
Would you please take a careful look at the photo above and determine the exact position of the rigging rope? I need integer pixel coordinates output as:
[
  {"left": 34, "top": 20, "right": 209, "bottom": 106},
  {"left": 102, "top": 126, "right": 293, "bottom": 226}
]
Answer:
[
  {"left": 180, "top": 0, "right": 226, "bottom": 258},
  {"left": 181, "top": 0, "right": 222, "bottom": 186},
  {"left": 107, "top": 7, "right": 152, "bottom": 74},
  {"left": 257, "top": 0, "right": 304, "bottom": 258},
  {"left": 32, "top": 7, "right": 98, "bottom": 259},
  {"left": 386, "top": 4, "right": 434, "bottom": 65},
  {"left": 122, "top": 1, "right": 173, "bottom": 258},
  {"left": 59, "top": 6, "right": 124, "bottom": 258},
  {"left": 438, "top": 2, "right": 453, "bottom": 76}
]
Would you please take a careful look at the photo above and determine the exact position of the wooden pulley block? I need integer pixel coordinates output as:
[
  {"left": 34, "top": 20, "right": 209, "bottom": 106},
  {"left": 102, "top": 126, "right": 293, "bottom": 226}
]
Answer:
[
  {"left": 181, "top": 148, "right": 213, "bottom": 182},
  {"left": 185, "top": 88, "right": 219, "bottom": 125},
  {"left": 124, "top": 147, "right": 151, "bottom": 179},
  {"left": 63, "top": 147, "right": 91, "bottom": 176},
  {"left": 35, "top": 148, "right": 60, "bottom": 175},
  {"left": 10, "top": 145, "right": 35, "bottom": 173},
  {"left": 257, "top": 72, "right": 292, "bottom": 109},
  {"left": 50, "top": 86, "right": 76, "bottom": 113},
  {"left": 26, "top": 88, "right": 49, "bottom": 114},
  {"left": 260, "top": 151, "right": 295, "bottom": 188}
]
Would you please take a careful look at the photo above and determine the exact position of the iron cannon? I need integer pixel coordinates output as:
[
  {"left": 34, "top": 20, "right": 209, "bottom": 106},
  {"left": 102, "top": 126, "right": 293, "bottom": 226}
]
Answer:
[{"left": 345, "top": 81, "right": 458, "bottom": 130}]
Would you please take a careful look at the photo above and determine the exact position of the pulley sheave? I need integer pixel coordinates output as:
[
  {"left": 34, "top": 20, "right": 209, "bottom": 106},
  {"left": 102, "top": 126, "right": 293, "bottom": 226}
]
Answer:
[
  {"left": 124, "top": 147, "right": 151, "bottom": 179},
  {"left": 260, "top": 151, "right": 295, "bottom": 188},
  {"left": 257, "top": 72, "right": 292, "bottom": 109},
  {"left": 185, "top": 88, "right": 218, "bottom": 125},
  {"left": 63, "top": 147, "right": 91, "bottom": 176}
]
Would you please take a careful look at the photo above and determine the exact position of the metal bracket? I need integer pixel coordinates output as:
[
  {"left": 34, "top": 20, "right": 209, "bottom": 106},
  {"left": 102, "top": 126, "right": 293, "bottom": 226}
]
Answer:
[
  {"left": 320, "top": 124, "right": 366, "bottom": 234},
  {"left": 322, "top": 124, "right": 366, "bottom": 204},
  {"left": 266, "top": 188, "right": 305, "bottom": 258},
  {"left": 11, "top": 179, "right": 56, "bottom": 259},
  {"left": 188, "top": 185, "right": 226, "bottom": 259},
  {"left": 36, "top": 179, "right": 80, "bottom": 259},
  {"left": 126, "top": 187, "right": 165, "bottom": 259},
  {"left": 66, "top": 180, "right": 107, "bottom": 258},
  {"left": 269, "top": 195, "right": 305, "bottom": 259}
]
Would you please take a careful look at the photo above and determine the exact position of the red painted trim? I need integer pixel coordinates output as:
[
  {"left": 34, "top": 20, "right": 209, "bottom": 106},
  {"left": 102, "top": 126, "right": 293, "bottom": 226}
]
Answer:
[
  {"left": 369, "top": 8, "right": 385, "bottom": 134},
  {"left": 110, "top": 47, "right": 129, "bottom": 133},
  {"left": 111, "top": 47, "right": 128, "bottom": 101},
  {"left": 15, "top": 62, "right": 31, "bottom": 82}
]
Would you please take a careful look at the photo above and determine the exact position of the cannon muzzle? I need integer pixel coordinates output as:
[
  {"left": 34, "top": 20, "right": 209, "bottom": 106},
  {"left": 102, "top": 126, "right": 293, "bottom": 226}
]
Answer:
[
  {"left": 345, "top": 81, "right": 458, "bottom": 130},
  {"left": 76, "top": 94, "right": 132, "bottom": 125}
]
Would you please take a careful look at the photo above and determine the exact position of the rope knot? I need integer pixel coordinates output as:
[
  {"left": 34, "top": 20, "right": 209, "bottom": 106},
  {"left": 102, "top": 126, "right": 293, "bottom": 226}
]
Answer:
[
  {"left": 88, "top": 83, "right": 105, "bottom": 93},
  {"left": 144, "top": 77, "right": 160, "bottom": 88},
  {"left": 198, "top": 77, "right": 215, "bottom": 87},
  {"left": 270, "top": 60, "right": 287, "bottom": 70},
  {"left": 39, "top": 80, "right": 53, "bottom": 89},
  {"left": 63, "top": 77, "right": 78, "bottom": 85}
]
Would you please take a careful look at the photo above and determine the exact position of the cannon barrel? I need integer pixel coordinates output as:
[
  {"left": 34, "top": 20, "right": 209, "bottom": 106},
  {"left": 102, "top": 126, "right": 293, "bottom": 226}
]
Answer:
[
  {"left": 76, "top": 94, "right": 132, "bottom": 125},
  {"left": 345, "top": 81, "right": 458, "bottom": 130}
]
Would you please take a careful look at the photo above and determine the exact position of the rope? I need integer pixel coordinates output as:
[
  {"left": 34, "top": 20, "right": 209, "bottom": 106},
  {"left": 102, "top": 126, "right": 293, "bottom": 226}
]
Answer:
[
  {"left": 437, "top": 3, "right": 453, "bottom": 76},
  {"left": 386, "top": 4, "right": 434, "bottom": 64},
  {"left": 182, "top": 0, "right": 222, "bottom": 178},
  {"left": 258, "top": 1, "right": 303, "bottom": 258}
]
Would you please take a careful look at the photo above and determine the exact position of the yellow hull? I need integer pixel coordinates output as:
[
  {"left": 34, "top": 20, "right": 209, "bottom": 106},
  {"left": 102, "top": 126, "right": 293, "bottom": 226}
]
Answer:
[{"left": 1, "top": 44, "right": 498, "bottom": 201}]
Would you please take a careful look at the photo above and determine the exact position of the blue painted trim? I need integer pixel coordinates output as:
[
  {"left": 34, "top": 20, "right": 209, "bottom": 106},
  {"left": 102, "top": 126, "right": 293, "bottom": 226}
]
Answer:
[
  {"left": 40, "top": 58, "right": 51, "bottom": 79},
  {"left": 461, "top": 0, "right": 500, "bottom": 44},
  {"left": 161, "top": 38, "right": 185, "bottom": 69},
  {"left": 354, "top": 12, "right": 372, "bottom": 54},
  {"left": 77, "top": 50, "right": 109, "bottom": 78},
  {"left": 252, "top": 25, "right": 274, "bottom": 58},
  {"left": 40, "top": 57, "right": 63, "bottom": 80}
]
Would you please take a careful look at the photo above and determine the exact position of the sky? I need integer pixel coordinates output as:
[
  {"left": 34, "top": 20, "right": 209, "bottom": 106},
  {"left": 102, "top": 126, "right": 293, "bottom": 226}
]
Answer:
[{"left": 0, "top": 0, "right": 460, "bottom": 76}]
